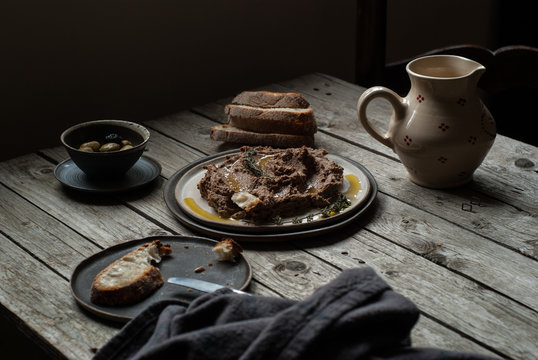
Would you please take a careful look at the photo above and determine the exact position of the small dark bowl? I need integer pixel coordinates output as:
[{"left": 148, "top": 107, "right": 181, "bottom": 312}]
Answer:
[{"left": 61, "top": 120, "right": 150, "bottom": 178}]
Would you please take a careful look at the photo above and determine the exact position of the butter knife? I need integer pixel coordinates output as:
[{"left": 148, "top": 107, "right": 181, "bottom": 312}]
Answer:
[{"left": 167, "top": 277, "right": 250, "bottom": 295}]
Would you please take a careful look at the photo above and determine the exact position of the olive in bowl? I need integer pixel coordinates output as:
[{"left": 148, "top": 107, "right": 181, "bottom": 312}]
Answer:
[{"left": 60, "top": 120, "right": 150, "bottom": 177}]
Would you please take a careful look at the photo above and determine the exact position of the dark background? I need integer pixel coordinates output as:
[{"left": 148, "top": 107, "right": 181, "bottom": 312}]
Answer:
[{"left": 2, "top": 0, "right": 535, "bottom": 161}]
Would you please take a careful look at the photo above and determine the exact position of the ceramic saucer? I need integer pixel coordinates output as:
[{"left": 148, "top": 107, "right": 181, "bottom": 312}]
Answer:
[{"left": 54, "top": 156, "right": 161, "bottom": 193}]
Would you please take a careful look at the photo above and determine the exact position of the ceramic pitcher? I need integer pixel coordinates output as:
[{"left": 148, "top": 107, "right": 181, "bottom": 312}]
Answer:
[{"left": 357, "top": 55, "right": 496, "bottom": 188}]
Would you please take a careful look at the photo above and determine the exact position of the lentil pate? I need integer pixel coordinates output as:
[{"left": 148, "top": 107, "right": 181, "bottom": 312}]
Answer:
[{"left": 197, "top": 146, "right": 344, "bottom": 221}]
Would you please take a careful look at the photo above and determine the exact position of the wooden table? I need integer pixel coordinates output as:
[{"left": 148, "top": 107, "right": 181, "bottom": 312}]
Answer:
[{"left": 1, "top": 73, "right": 536, "bottom": 359}]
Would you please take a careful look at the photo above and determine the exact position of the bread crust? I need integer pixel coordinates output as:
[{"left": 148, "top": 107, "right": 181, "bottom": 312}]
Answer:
[
  {"left": 225, "top": 105, "right": 317, "bottom": 135},
  {"left": 90, "top": 266, "right": 164, "bottom": 306},
  {"left": 90, "top": 240, "right": 172, "bottom": 306},
  {"left": 232, "top": 91, "right": 310, "bottom": 109},
  {"left": 210, "top": 124, "right": 314, "bottom": 148},
  {"left": 212, "top": 238, "right": 243, "bottom": 262},
  {"left": 214, "top": 91, "right": 317, "bottom": 148}
]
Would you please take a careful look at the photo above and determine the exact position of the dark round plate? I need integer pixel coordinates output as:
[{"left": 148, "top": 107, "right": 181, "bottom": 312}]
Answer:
[
  {"left": 70, "top": 235, "right": 252, "bottom": 322},
  {"left": 163, "top": 150, "right": 378, "bottom": 241},
  {"left": 54, "top": 156, "right": 161, "bottom": 193}
]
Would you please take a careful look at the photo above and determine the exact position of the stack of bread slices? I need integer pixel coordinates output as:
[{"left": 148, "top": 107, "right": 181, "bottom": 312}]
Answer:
[{"left": 210, "top": 91, "right": 317, "bottom": 148}]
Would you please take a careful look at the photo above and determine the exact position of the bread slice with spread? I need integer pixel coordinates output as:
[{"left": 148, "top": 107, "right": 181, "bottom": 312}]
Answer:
[{"left": 90, "top": 240, "right": 172, "bottom": 306}]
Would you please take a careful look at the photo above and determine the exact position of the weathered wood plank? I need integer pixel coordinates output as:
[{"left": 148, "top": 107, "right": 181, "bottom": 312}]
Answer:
[
  {"left": 192, "top": 91, "right": 538, "bottom": 259},
  {"left": 0, "top": 234, "right": 118, "bottom": 360},
  {"left": 146, "top": 111, "right": 239, "bottom": 156},
  {"left": 0, "top": 154, "right": 169, "bottom": 249},
  {"left": 145, "top": 109, "right": 538, "bottom": 309},
  {"left": 410, "top": 316, "right": 494, "bottom": 355},
  {"left": 0, "top": 185, "right": 101, "bottom": 278},
  {"left": 248, "top": 75, "right": 538, "bottom": 217},
  {"left": 37, "top": 143, "right": 351, "bottom": 304},
  {"left": 293, "top": 227, "right": 537, "bottom": 359},
  {"left": 0, "top": 180, "right": 506, "bottom": 358},
  {"left": 111, "top": 114, "right": 538, "bottom": 356},
  {"left": 37, "top": 134, "right": 502, "bottom": 354},
  {"left": 0, "top": 157, "right": 286, "bottom": 358},
  {"left": 2, "top": 73, "right": 534, "bottom": 359},
  {"left": 279, "top": 73, "right": 538, "bottom": 212},
  {"left": 0, "top": 171, "right": 280, "bottom": 358}
]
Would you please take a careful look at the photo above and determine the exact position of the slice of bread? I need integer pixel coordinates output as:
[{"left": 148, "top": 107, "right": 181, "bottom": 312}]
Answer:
[
  {"left": 90, "top": 240, "right": 172, "bottom": 306},
  {"left": 212, "top": 238, "right": 243, "bottom": 262},
  {"left": 210, "top": 124, "right": 315, "bottom": 148},
  {"left": 225, "top": 104, "right": 317, "bottom": 135},
  {"left": 231, "top": 91, "right": 310, "bottom": 109}
]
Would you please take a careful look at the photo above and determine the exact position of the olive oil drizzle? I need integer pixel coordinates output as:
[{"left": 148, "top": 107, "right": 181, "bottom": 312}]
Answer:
[
  {"left": 183, "top": 198, "right": 235, "bottom": 223},
  {"left": 184, "top": 174, "right": 362, "bottom": 225},
  {"left": 224, "top": 160, "right": 241, "bottom": 192},
  {"left": 285, "top": 174, "right": 361, "bottom": 225},
  {"left": 344, "top": 173, "right": 361, "bottom": 200}
]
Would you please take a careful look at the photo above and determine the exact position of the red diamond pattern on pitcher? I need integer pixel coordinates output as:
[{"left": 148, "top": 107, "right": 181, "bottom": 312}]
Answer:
[
  {"left": 416, "top": 95, "right": 425, "bottom": 103},
  {"left": 438, "top": 156, "right": 448, "bottom": 164},
  {"left": 438, "top": 123, "right": 449, "bottom": 131},
  {"left": 457, "top": 98, "right": 466, "bottom": 106},
  {"left": 468, "top": 136, "right": 478, "bottom": 145},
  {"left": 404, "top": 135, "right": 412, "bottom": 146}
]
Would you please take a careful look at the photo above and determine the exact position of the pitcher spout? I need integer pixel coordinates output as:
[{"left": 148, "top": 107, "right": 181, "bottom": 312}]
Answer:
[
  {"left": 407, "top": 54, "right": 486, "bottom": 81},
  {"left": 469, "top": 63, "right": 486, "bottom": 82},
  {"left": 406, "top": 55, "right": 487, "bottom": 95}
]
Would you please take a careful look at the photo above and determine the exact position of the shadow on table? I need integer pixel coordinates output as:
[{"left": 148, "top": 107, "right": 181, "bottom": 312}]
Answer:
[{"left": 58, "top": 176, "right": 164, "bottom": 204}]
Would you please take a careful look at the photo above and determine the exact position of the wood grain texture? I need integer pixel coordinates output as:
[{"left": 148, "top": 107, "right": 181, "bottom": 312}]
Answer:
[
  {"left": 0, "top": 73, "right": 536, "bottom": 360},
  {"left": 190, "top": 97, "right": 538, "bottom": 299},
  {"left": 0, "top": 234, "right": 117, "bottom": 359},
  {"left": 40, "top": 127, "right": 509, "bottom": 356},
  {"left": 295, "top": 229, "right": 537, "bottom": 358},
  {"left": 0, "top": 154, "right": 170, "bottom": 248},
  {"left": 285, "top": 73, "right": 538, "bottom": 209},
  {"left": 146, "top": 108, "right": 536, "bottom": 357},
  {"left": 193, "top": 74, "right": 537, "bottom": 259},
  {"left": 0, "top": 186, "right": 101, "bottom": 278}
]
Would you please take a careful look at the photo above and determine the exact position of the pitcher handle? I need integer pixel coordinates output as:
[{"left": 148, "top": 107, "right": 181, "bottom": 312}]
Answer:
[{"left": 357, "top": 86, "right": 406, "bottom": 150}]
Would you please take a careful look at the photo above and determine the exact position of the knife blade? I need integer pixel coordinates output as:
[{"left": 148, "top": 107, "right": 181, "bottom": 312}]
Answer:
[{"left": 167, "top": 277, "right": 250, "bottom": 295}]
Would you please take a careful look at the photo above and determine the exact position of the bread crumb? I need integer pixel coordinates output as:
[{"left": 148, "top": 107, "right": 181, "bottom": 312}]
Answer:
[
  {"left": 194, "top": 266, "right": 206, "bottom": 273},
  {"left": 212, "top": 238, "right": 243, "bottom": 262}
]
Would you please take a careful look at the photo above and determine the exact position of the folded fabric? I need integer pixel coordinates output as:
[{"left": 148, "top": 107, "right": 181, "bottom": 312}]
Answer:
[{"left": 93, "top": 267, "right": 498, "bottom": 360}]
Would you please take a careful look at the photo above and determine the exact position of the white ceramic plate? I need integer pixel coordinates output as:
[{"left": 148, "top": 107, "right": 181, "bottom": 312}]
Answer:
[{"left": 174, "top": 152, "right": 371, "bottom": 233}]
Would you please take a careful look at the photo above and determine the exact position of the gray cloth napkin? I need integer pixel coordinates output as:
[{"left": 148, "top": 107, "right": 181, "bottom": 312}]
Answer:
[{"left": 93, "top": 267, "right": 497, "bottom": 360}]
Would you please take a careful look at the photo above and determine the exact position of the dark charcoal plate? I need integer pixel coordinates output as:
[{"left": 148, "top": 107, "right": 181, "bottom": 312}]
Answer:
[
  {"left": 55, "top": 156, "right": 161, "bottom": 193},
  {"left": 164, "top": 150, "right": 378, "bottom": 241},
  {"left": 70, "top": 235, "right": 252, "bottom": 322}
]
